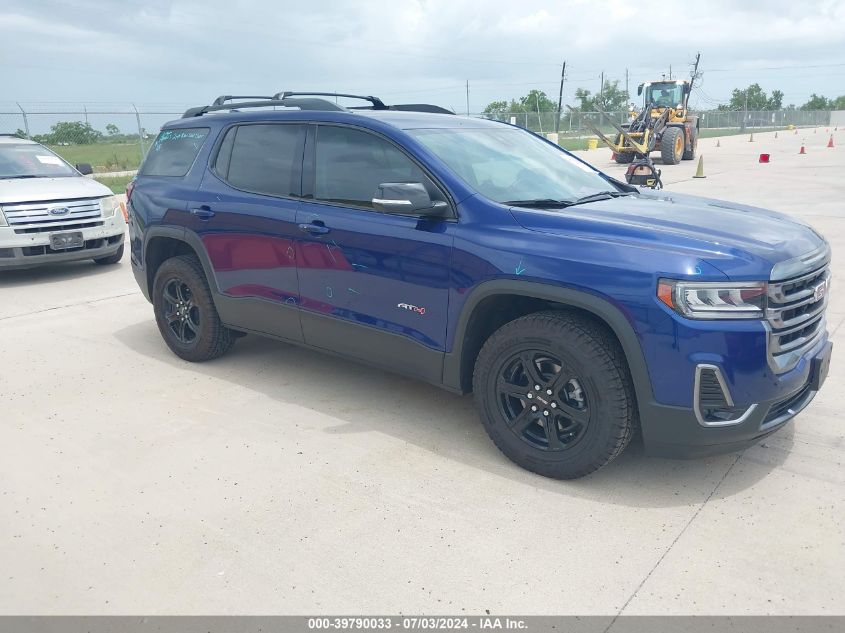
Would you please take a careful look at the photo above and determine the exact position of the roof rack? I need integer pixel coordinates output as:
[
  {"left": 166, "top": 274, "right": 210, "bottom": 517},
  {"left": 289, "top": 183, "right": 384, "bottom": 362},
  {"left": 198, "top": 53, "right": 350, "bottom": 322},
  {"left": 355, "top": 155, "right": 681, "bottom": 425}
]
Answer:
[
  {"left": 182, "top": 92, "right": 454, "bottom": 118},
  {"left": 272, "top": 92, "right": 388, "bottom": 110}
]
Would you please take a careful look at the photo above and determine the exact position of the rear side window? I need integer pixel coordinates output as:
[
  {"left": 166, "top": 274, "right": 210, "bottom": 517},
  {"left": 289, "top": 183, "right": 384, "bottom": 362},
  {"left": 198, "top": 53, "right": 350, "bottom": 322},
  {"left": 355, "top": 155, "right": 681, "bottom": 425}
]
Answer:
[
  {"left": 140, "top": 128, "right": 209, "bottom": 177},
  {"left": 215, "top": 124, "right": 303, "bottom": 198}
]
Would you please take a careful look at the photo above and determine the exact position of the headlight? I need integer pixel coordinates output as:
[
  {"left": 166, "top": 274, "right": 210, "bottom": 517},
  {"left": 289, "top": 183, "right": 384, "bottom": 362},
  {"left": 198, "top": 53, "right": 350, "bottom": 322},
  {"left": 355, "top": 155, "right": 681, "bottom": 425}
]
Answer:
[
  {"left": 658, "top": 279, "right": 767, "bottom": 319},
  {"left": 99, "top": 195, "right": 121, "bottom": 218},
  {"left": 0, "top": 206, "right": 7, "bottom": 227}
]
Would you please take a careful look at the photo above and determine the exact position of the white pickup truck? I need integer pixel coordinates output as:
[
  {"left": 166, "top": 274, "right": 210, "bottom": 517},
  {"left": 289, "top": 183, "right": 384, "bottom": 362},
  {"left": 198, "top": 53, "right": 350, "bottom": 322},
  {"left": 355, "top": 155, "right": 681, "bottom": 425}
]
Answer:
[{"left": 0, "top": 134, "right": 126, "bottom": 270}]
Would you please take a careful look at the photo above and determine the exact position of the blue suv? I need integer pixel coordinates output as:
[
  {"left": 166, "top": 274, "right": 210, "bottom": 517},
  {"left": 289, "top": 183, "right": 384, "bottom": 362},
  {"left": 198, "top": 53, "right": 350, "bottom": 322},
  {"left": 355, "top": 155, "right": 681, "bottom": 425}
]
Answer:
[{"left": 128, "top": 92, "right": 832, "bottom": 479}]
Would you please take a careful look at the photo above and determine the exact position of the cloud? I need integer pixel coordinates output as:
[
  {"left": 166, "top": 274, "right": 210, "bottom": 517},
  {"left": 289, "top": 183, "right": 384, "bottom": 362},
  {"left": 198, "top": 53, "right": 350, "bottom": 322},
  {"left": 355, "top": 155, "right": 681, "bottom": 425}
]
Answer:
[{"left": 1, "top": 0, "right": 843, "bottom": 110}]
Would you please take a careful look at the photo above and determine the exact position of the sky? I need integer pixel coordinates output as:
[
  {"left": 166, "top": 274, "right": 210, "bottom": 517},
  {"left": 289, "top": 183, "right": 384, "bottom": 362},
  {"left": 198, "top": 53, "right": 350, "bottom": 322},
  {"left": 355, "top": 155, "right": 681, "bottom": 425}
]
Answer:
[{"left": 2, "top": 0, "right": 845, "bottom": 115}]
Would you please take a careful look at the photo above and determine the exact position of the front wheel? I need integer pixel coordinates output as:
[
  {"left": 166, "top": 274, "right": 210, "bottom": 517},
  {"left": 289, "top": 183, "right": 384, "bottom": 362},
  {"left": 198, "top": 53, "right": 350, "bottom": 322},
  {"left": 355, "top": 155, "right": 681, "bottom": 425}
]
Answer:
[
  {"left": 472, "top": 311, "right": 635, "bottom": 479},
  {"left": 660, "top": 126, "right": 684, "bottom": 165},
  {"left": 93, "top": 243, "right": 124, "bottom": 265},
  {"left": 152, "top": 254, "right": 235, "bottom": 362}
]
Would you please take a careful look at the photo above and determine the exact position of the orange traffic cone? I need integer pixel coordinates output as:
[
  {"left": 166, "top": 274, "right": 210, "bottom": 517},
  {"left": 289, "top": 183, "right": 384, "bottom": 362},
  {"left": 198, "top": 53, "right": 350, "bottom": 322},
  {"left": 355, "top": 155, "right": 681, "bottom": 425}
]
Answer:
[
  {"left": 799, "top": 143, "right": 806, "bottom": 154},
  {"left": 693, "top": 156, "right": 706, "bottom": 178},
  {"left": 716, "top": 138, "right": 721, "bottom": 148},
  {"left": 828, "top": 135, "right": 835, "bottom": 148}
]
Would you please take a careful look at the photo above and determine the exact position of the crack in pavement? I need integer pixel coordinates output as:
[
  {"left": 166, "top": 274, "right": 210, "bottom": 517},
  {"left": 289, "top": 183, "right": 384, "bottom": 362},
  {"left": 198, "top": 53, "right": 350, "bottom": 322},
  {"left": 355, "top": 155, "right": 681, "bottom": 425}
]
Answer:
[
  {"left": 604, "top": 452, "right": 744, "bottom": 631},
  {"left": 0, "top": 291, "right": 139, "bottom": 322}
]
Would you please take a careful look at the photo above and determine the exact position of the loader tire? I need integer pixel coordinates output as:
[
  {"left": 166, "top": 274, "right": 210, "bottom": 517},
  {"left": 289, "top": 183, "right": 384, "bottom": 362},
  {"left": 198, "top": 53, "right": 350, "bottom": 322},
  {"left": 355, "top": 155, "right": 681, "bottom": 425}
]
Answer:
[
  {"left": 682, "top": 127, "right": 697, "bottom": 160},
  {"left": 660, "top": 126, "right": 684, "bottom": 165}
]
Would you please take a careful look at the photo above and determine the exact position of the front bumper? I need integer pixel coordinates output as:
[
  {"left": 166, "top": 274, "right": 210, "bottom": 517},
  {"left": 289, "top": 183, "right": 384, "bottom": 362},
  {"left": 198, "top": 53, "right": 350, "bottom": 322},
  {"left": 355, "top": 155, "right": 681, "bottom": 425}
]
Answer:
[
  {"left": 0, "top": 215, "right": 126, "bottom": 270},
  {"left": 642, "top": 336, "right": 831, "bottom": 458}
]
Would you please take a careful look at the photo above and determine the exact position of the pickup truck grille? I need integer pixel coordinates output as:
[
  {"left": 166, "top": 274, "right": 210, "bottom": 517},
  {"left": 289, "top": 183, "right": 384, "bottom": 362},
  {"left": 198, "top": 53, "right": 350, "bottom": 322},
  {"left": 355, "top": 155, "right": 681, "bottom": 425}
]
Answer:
[
  {"left": 767, "top": 263, "right": 829, "bottom": 373},
  {"left": 2, "top": 198, "right": 103, "bottom": 229}
]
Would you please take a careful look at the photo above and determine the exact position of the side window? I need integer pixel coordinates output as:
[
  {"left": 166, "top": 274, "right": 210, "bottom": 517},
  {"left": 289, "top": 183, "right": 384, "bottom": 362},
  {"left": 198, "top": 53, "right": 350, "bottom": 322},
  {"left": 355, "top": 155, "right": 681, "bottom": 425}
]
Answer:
[
  {"left": 140, "top": 128, "right": 209, "bottom": 177},
  {"left": 219, "top": 124, "right": 303, "bottom": 197},
  {"left": 314, "top": 126, "right": 444, "bottom": 210}
]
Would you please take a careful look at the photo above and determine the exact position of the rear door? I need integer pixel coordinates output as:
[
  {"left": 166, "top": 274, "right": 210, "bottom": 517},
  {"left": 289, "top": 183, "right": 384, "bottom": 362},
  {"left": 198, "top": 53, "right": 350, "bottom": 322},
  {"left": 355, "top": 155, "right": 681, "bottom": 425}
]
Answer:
[
  {"left": 295, "top": 124, "right": 454, "bottom": 383},
  {"left": 187, "top": 122, "right": 306, "bottom": 342}
]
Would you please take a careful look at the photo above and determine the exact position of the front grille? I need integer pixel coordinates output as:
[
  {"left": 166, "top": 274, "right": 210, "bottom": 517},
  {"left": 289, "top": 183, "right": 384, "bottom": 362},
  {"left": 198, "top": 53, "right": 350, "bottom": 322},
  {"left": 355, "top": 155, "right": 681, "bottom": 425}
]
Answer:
[
  {"left": 767, "top": 261, "right": 829, "bottom": 373},
  {"left": 14, "top": 220, "right": 104, "bottom": 234},
  {"left": 2, "top": 198, "right": 102, "bottom": 228}
]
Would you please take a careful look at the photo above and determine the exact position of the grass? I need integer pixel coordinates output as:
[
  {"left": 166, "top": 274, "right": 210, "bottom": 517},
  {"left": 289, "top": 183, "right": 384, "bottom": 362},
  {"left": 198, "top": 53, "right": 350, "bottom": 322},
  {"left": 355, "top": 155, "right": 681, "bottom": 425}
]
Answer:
[
  {"left": 94, "top": 173, "right": 134, "bottom": 194},
  {"left": 49, "top": 142, "right": 143, "bottom": 173}
]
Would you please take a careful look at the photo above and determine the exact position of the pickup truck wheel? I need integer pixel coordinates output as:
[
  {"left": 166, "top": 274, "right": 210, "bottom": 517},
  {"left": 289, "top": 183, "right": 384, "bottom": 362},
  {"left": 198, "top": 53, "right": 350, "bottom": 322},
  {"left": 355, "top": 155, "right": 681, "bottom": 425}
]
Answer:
[
  {"left": 473, "top": 311, "right": 634, "bottom": 479},
  {"left": 93, "top": 243, "right": 124, "bottom": 265},
  {"left": 152, "top": 255, "right": 235, "bottom": 362}
]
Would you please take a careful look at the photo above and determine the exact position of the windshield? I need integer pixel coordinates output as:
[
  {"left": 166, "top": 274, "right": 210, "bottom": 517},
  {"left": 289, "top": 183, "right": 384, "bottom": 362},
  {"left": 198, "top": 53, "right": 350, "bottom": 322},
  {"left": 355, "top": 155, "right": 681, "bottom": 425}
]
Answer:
[
  {"left": 409, "top": 127, "right": 616, "bottom": 205},
  {"left": 0, "top": 143, "right": 77, "bottom": 179},
  {"left": 645, "top": 83, "right": 685, "bottom": 108}
]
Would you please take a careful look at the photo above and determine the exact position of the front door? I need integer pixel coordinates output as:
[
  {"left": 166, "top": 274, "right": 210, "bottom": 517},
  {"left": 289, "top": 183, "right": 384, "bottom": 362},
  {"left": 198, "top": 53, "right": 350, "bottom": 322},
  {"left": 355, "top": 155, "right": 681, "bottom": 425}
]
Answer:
[
  {"left": 296, "top": 124, "right": 454, "bottom": 383},
  {"left": 187, "top": 122, "right": 306, "bottom": 342}
]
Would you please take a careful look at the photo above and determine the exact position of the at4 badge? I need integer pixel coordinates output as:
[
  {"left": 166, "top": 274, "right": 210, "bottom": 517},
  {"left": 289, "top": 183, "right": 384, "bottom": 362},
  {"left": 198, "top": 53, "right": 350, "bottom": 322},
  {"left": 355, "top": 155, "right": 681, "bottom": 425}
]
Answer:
[{"left": 397, "top": 302, "right": 426, "bottom": 315}]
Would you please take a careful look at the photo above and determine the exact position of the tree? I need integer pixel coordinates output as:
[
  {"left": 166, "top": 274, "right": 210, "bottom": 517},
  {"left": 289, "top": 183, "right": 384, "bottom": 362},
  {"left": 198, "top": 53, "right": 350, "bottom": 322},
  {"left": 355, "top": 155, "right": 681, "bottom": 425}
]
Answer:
[
  {"left": 105, "top": 123, "right": 120, "bottom": 136},
  {"left": 519, "top": 89, "right": 556, "bottom": 112},
  {"left": 720, "top": 83, "right": 783, "bottom": 110},
  {"left": 801, "top": 94, "right": 832, "bottom": 110},
  {"left": 14, "top": 128, "right": 27, "bottom": 139},
  {"left": 38, "top": 121, "right": 103, "bottom": 145},
  {"left": 571, "top": 80, "right": 629, "bottom": 111},
  {"left": 832, "top": 95, "right": 845, "bottom": 110}
]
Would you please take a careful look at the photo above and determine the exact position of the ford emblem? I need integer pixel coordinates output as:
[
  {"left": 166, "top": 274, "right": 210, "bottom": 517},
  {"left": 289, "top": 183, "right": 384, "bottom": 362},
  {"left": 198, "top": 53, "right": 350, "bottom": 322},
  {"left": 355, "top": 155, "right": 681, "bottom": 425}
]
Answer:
[{"left": 49, "top": 206, "right": 70, "bottom": 216}]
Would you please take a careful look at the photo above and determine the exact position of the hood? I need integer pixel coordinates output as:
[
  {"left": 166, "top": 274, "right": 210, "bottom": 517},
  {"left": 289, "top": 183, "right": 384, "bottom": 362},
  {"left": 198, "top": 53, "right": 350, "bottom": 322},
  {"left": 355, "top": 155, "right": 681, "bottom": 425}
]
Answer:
[
  {"left": 509, "top": 190, "right": 825, "bottom": 279},
  {"left": 0, "top": 176, "right": 112, "bottom": 205}
]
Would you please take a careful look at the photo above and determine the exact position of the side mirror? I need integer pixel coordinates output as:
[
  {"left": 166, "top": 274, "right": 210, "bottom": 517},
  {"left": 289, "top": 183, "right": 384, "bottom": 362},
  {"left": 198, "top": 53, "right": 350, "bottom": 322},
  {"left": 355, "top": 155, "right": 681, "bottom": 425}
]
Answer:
[
  {"left": 637, "top": 84, "right": 643, "bottom": 96},
  {"left": 75, "top": 162, "right": 93, "bottom": 175},
  {"left": 372, "top": 182, "right": 449, "bottom": 217}
]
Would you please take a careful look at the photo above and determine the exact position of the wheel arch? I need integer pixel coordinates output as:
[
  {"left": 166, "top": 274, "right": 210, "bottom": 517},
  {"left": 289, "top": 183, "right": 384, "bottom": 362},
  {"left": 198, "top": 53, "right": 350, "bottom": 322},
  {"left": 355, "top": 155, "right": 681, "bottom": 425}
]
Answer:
[
  {"left": 142, "top": 227, "right": 219, "bottom": 299},
  {"left": 443, "top": 281, "right": 654, "bottom": 414}
]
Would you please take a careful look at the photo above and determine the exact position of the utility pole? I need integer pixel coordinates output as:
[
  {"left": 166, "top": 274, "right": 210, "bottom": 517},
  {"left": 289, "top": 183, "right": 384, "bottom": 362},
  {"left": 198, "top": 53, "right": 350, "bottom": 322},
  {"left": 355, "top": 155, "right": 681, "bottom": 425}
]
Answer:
[
  {"left": 625, "top": 67, "right": 629, "bottom": 101},
  {"left": 669, "top": 65, "right": 673, "bottom": 80},
  {"left": 465, "top": 80, "right": 470, "bottom": 116},
  {"left": 555, "top": 61, "right": 566, "bottom": 133},
  {"left": 600, "top": 71, "right": 604, "bottom": 108},
  {"left": 741, "top": 89, "right": 748, "bottom": 132}
]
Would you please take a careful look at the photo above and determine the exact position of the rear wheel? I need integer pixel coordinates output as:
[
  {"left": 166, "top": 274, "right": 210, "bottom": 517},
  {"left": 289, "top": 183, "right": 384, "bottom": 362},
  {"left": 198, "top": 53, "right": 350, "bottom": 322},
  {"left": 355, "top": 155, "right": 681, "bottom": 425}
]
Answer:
[
  {"left": 660, "top": 126, "right": 684, "bottom": 165},
  {"left": 472, "top": 311, "right": 635, "bottom": 479},
  {"left": 682, "top": 126, "right": 697, "bottom": 160},
  {"left": 152, "top": 254, "right": 235, "bottom": 362}
]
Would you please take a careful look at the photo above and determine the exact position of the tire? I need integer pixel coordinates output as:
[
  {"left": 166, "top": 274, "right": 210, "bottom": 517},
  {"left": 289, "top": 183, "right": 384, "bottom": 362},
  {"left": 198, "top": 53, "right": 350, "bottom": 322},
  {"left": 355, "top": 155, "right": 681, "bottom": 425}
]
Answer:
[
  {"left": 613, "top": 139, "right": 635, "bottom": 164},
  {"left": 472, "top": 311, "right": 635, "bottom": 480},
  {"left": 660, "top": 126, "right": 684, "bottom": 165},
  {"left": 152, "top": 254, "right": 235, "bottom": 362},
  {"left": 93, "top": 243, "right": 124, "bottom": 265},
  {"left": 682, "top": 126, "right": 697, "bottom": 160}
]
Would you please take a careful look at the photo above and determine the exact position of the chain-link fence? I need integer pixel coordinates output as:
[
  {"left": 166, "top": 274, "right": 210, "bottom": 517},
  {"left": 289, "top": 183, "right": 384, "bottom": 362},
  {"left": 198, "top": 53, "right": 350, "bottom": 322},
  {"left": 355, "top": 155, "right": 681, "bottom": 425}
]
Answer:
[
  {"left": 0, "top": 103, "right": 836, "bottom": 174},
  {"left": 0, "top": 104, "right": 184, "bottom": 174},
  {"left": 475, "top": 109, "right": 834, "bottom": 138}
]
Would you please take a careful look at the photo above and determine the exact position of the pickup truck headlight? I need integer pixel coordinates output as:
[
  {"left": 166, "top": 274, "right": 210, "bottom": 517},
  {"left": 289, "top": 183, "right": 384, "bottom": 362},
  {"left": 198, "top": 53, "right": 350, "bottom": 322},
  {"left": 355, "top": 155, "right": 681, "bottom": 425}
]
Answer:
[
  {"left": 100, "top": 195, "right": 121, "bottom": 218},
  {"left": 658, "top": 279, "right": 767, "bottom": 319}
]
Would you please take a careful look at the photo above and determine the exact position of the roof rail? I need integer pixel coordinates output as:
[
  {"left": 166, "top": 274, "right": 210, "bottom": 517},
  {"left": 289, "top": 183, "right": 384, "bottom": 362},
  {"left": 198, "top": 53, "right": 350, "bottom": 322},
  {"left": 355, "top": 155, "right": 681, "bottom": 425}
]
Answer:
[
  {"left": 182, "top": 96, "right": 346, "bottom": 118},
  {"left": 273, "top": 91, "right": 388, "bottom": 110},
  {"left": 211, "top": 95, "right": 275, "bottom": 106}
]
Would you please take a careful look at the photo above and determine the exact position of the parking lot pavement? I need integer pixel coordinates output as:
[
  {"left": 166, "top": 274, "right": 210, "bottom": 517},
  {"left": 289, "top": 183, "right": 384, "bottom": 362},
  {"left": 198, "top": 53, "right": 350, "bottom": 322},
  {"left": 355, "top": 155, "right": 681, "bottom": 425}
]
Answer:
[{"left": 1, "top": 128, "right": 844, "bottom": 616}]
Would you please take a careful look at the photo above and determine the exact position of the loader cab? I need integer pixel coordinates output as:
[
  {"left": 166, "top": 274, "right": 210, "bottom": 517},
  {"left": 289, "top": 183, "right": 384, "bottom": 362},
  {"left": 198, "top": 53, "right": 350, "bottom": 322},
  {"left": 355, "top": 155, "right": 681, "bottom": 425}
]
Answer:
[{"left": 638, "top": 81, "right": 690, "bottom": 116}]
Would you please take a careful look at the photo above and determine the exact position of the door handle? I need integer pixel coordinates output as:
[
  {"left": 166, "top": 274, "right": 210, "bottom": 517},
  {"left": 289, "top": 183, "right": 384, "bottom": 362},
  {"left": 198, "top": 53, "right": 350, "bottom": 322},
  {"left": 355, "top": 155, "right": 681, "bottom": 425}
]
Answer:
[
  {"left": 298, "top": 222, "right": 331, "bottom": 236},
  {"left": 190, "top": 206, "right": 215, "bottom": 220}
]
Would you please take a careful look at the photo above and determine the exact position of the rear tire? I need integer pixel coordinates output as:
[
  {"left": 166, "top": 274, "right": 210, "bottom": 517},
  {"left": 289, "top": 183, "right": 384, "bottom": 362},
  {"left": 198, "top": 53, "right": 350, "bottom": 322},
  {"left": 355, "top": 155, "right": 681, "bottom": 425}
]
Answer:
[
  {"left": 472, "top": 311, "right": 635, "bottom": 479},
  {"left": 682, "top": 127, "right": 697, "bottom": 160},
  {"left": 660, "top": 126, "right": 684, "bottom": 165},
  {"left": 152, "top": 254, "right": 235, "bottom": 362},
  {"left": 93, "top": 243, "right": 124, "bottom": 265}
]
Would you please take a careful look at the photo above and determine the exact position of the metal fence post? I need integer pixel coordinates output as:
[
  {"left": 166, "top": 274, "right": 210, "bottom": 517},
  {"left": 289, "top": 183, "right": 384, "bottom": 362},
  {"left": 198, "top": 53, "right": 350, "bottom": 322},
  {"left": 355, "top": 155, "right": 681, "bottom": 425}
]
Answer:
[
  {"left": 132, "top": 104, "right": 146, "bottom": 162},
  {"left": 16, "top": 103, "right": 30, "bottom": 138}
]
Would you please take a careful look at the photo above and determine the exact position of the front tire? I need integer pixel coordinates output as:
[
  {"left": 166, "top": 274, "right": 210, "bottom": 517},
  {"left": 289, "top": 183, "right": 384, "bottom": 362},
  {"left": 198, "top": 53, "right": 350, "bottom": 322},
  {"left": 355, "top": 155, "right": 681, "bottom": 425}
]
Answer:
[
  {"left": 472, "top": 311, "right": 635, "bottom": 479},
  {"left": 93, "top": 243, "right": 124, "bottom": 265},
  {"left": 152, "top": 254, "right": 235, "bottom": 362},
  {"left": 660, "top": 126, "right": 684, "bottom": 165}
]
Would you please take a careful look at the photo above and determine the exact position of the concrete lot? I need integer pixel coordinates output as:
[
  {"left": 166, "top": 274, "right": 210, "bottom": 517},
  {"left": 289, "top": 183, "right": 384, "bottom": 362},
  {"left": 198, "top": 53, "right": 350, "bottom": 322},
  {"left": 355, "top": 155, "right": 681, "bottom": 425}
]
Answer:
[{"left": 1, "top": 128, "right": 843, "bottom": 615}]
